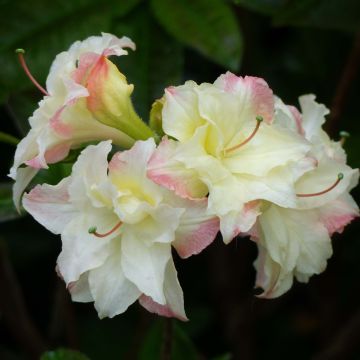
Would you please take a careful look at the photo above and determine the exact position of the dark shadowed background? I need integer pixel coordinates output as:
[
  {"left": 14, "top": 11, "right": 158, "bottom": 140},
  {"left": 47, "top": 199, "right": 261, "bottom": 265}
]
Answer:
[{"left": 0, "top": 0, "right": 360, "bottom": 359}]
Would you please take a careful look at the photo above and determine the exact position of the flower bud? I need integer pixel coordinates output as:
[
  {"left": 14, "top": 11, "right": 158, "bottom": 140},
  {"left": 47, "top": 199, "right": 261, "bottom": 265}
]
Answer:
[{"left": 84, "top": 56, "right": 154, "bottom": 141}]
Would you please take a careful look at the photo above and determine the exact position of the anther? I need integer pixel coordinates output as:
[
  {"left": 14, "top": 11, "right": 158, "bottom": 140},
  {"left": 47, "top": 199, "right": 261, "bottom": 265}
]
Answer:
[
  {"left": 15, "top": 48, "right": 50, "bottom": 96},
  {"left": 296, "top": 173, "right": 344, "bottom": 198},
  {"left": 339, "top": 131, "right": 350, "bottom": 146},
  {"left": 88, "top": 221, "right": 123, "bottom": 238},
  {"left": 224, "top": 115, "right": 263, "bottom": 154}
]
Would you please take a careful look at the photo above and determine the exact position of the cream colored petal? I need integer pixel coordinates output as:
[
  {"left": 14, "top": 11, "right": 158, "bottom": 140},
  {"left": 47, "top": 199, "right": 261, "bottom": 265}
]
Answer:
[
  {"left": 69, "top": 272, "right": 93, "bottom": 303},
  {"left": 57, "top": 207, "right": 119, "bottom": 284},
  {"left": 139, "top": 258, "right": 187, "bottom": 321},
  {"left": 89, "top": 240, "right": 141, "bottom": 319},
  {"left": 299, "top": 94, "right": 329, "bottom": 141},
  {"left": 295, "top": 154, "right": 359, "bottom": 209},
  {"left": 162, "top": 81, "right": 204, "bottom": 142},
  {"left": 254, "top": 205, "right": 332, "bottom": 298},
  {"left": 147, "top": 136, "right": 208, "bottom": 199},
  {"left": 121, "top": 233, "right": 172, "bottom": 305},
  {"left": 22, "top": 177, "right": 75, "bottom": 234},
  {"left": 223, "top": 123, "right": 310, "bottom": 177}
]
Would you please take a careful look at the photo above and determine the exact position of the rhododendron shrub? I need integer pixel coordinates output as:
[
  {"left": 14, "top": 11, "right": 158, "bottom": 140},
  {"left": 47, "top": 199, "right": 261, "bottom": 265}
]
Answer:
[{"left": 10, "top": 34, "right": 358, "bottom": 320}]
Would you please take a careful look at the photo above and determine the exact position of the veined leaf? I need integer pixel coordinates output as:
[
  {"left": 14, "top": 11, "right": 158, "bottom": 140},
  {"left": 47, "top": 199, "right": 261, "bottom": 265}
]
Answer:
[{"left": 150, "top": 0, "right": 243, "bottom": 71}]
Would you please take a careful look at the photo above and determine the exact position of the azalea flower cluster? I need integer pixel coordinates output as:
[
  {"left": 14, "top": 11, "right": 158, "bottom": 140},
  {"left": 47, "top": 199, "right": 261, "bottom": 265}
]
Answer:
[{"left": 10, "top": 33, "right": 358, "bottom": 320}]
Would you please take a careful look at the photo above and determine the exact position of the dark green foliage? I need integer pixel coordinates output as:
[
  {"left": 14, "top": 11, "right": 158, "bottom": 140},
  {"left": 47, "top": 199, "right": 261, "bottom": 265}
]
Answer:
[{"left": 40, "top": 348, "right": 90, "bottom": 360}]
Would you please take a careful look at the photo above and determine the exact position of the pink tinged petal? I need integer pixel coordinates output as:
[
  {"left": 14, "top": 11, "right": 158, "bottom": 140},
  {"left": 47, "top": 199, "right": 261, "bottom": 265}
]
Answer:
[
  {"left": 172, "top": 198, "right": 219, "bottom": 258},
  {"left": 318, "top": 194, "right": 359, "bottom": 235},
  {"left": 72, "top": 52, "right": 101, "bottom": 85},
  {"left": 25, "top": 154, "right": 47, "bottom": 169},
  {"left": 22, "top": 177, "right": 75, "bottom": 234},
  {"left": 50, "top": 70, "right": 89, "bottom": 139},
  {"left": 100, "top": 33, "right": 136, "bottom": 56},
  {"left": 13, "top": 167, "right": 38, "bottom": 211},
  {"left": 174, "top": 216, "right": 219, "bottom": 258},
  {"left": 287, "top": 105, "right": 305, "bottom": 136},
  {"left": 220, "top": 201, "right": 261, "bottom": 244},
  {"left": 139, "top": 258, "right": 188, "bottom": 321},
  {"left": 68, "top": 272, "right": 93, "bottom": 303},
  {"left": 254, "top": 245, "right": 294, "bottom": 299},
  {"left": 214, "top": 72, "right": 274, "bottom": 123},
  {"left": 88, "top": 242, "right": 141, "bottom": 319},
  {"left": 147, "top": 137, "right": 208, "bottom": 199},
  {"left": 44, "top": 143, "right": 71, "bottom": 164},
  {"left": 121, "top": 233, "right": 172, "bottom": 305},
  {"left": 25, "top": 142, "right": 71, "bottom": 170},
  {"left": 49, "top": 105, "right": 73, "bottom": 138}
]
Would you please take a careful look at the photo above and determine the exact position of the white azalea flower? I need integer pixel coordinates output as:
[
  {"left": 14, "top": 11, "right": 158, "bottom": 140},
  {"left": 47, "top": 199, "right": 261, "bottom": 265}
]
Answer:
[
  {"left": 23, "top": 139, "right": 219, "bottom": 319},
  {"left": 252, "top": 95, "right": 359, "bottom": 298},
  {"left": 148, "top": 72, "right": 311, "bottom": 243},
  {"left": 10, "top": 33, "right": 153, "bottom": 209}
]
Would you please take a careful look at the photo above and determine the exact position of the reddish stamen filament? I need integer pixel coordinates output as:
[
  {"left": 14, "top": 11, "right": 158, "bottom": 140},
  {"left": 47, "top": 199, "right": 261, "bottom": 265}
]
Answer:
[
  {"left": 225, "top": 116, "right": 263, "bottom": 154},
  {"left": 88, "top": 221, "right": 123, "bottom": 238},
  {"left": 296, "top": 173, "right": 344, "bottom": 198},
  {"left": 16, "top": 49, "right": 49, "bottom": 96}
]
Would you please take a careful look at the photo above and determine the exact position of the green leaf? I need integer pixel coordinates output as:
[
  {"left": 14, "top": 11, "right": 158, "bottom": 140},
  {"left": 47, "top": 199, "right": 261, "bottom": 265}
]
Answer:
[
  {"left": 212, "top": 353, "right": 233, "bottom": 360},
  {"left": 112, "top": 6, "right": 184, "bottom": 120},
  {"left": 0, "top": 131, "right": 19, "bottom": 146},
  {"left": 233, "top": 0, "right": 360, "bottom": 32},
  {"left": 273, "top": 0, "right": 360, "bottom": 32},
  {"left": 139, "top": 319, "right": 198, "bottom": 360},
  {"left": 40, "top": 348, "right": 90, "bottom": 360},
  {"left": 0, "top": 0, "right": 142, "bottom": 102},
  {"left": 0, "top": 183, "right": 24, "bottom": 223},
  {"left": 232, "top": 0, "right": 287, "bottom": 15},
  {"left": 150, "top": 0, "right": 243, "bottom": 71}
]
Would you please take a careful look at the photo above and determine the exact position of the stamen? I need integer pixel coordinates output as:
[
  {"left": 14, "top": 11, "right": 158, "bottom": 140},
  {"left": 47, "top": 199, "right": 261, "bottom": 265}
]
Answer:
[
  {"left": 296, "top": 173, "right": 344, "bottom": 198},
  {"left": 224, "top": 115, "right": 263, "bottom": 154},
  {"left": 339, "top": 131, "right": 350, "bottom": 146},
  {"left": 88, "top": 221, "right": 122, "bottom": 238},
  {"left": 15, "top": 49, "right": 49, "bottom": 96}
]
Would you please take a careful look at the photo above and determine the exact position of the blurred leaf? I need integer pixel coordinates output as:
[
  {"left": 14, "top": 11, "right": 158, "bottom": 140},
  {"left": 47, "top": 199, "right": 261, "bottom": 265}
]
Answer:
[
  {"left": 212, "top": 353, "right": 233, "bottom": 360},
  {"left": 139, "top": 320, "right": 198, "bottom": 360},
  {"left": 0, "top": 183, "right": 24, "bottom": 223},
  {"left": 112, "top": 6, "right": 184, "bottom": 119},
  {"left": 0, "top": 131, "right": 19, "bottom": 146},
  {"left": 40, "top": 348, "right": 90, "bottom": 360},
  {"left": 273, "top": 0, "right": 360, "bottom": 32},
  {"left": 0, "top": 0, "right": 142, "bottom": 102},
  {"left": 234, "top": 0, "right": 360, "bottom": 32},
  {"left": 150, "top": 0, "right": 243, "bottom": 71},
  {"left": 232, "top": 0, "right": 287, "bottom": 15}
]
